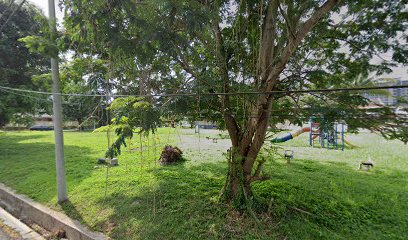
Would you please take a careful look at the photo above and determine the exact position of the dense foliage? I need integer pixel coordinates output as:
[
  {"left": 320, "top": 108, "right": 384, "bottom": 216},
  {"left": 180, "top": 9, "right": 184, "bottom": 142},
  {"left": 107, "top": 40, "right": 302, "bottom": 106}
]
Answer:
[
  {"left": 29, "top": 57, "right": 111, "bottom": 128},
  {"left": 0, "top": 1, "right": 49, "bottom": 126},
  {"left": 105, "top": 96, "right": 160, "bottom": 158},
  {"left": 61, "top": 0, "right": 407, "bottom": 209}
]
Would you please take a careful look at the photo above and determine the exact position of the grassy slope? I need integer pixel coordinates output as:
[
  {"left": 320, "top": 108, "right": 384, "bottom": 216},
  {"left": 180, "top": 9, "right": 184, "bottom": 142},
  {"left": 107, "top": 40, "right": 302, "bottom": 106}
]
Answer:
[
  {"left": 0, "top": 130, "right": 407, "bottom": 239},
  {"left": 256, "top": 132, "right": 408, "bottom": 239}
]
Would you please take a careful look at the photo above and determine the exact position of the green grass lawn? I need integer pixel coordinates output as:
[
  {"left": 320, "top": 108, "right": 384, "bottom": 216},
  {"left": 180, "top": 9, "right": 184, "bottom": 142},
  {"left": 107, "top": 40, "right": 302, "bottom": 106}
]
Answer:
[{"left": 0, "top": 129, "right": 407, "bottom": 239}]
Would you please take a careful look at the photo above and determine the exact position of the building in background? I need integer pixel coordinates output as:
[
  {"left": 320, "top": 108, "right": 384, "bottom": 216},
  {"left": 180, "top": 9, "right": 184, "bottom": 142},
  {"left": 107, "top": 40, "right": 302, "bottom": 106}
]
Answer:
[{"left": 363, "top": 78, "right": 408, "bottom": 105}]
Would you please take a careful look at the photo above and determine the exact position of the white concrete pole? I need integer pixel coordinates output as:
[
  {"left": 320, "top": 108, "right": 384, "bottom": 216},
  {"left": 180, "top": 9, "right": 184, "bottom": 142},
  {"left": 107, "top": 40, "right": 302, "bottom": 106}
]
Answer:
[{"left": 48, "top": 0, "right": 67, "bottom": 203}]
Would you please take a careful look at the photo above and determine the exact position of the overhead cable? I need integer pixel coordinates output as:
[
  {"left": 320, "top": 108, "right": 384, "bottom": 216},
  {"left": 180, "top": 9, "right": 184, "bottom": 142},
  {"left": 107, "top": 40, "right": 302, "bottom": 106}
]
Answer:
[{"left": 0, "top": 84, "right": 407, "bottom": 98}]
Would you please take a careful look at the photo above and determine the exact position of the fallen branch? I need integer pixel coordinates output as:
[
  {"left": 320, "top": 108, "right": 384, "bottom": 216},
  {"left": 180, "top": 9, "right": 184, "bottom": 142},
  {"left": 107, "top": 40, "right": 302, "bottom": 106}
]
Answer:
[{"left": 289, "top": 206, "right": 315, "bottom": 217}]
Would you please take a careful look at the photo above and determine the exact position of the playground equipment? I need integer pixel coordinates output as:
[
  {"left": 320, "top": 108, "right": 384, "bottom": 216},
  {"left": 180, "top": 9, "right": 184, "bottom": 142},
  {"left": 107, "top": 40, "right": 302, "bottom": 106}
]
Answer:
[
  {"left": 271, "top": 127, "right": 312, "bottom": 143},
  {"left": 271, "top": 117, "right": 353, "bottom": 151},
  {"left": 309, "top": 117, "right": 345, "bottom": 150},
  {"left": 360, "top": 156, "right": 374, "bottom": 170},
  {"left": 284, "top": 150, "right": 294, "bottom": 163}
]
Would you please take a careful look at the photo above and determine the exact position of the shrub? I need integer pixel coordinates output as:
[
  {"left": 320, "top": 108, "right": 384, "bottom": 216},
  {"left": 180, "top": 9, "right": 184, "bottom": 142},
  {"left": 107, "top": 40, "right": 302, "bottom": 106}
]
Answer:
[{"left": 159, "top": 145, "right": 183, "bottom": 165}]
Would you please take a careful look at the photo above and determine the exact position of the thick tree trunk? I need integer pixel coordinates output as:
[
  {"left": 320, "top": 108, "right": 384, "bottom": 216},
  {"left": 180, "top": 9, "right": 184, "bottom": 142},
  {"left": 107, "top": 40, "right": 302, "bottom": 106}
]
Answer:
[
  {"left": 221, "top": 108, "right": 271, "bottom": 210},
  {"left": 217, "top": 0, "right": 339, "bottom": 212},
  {"left": 221, "top": 147, "right": 253, "bottom": 210}
]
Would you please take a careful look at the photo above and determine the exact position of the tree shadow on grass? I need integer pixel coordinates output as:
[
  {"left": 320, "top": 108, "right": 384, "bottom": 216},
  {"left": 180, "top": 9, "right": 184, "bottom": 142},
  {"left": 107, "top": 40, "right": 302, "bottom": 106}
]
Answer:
[
  {"left": 5, "top": 131, "right": 404, "bottom": 239},
  {"left": 89, "top": 161, "right": 280, "bottom": 240},
  {"left": 253, "top": 158, "right": 408, "bottom": 239},
  {"left": 0, "top": 133, "right": 98, "bottom": 203},
  {"left": 60, "top": 200, "right": 86, "bottom": 224},
  {"left": 86, "top": 154, "right": 408, "bottom": 240}
]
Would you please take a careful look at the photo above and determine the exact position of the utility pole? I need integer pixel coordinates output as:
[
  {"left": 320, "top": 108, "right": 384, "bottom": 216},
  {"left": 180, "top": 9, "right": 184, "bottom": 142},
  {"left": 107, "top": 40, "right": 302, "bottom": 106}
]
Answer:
[{"left": 48, "top": 0, "right": 67, "bottom": 203}]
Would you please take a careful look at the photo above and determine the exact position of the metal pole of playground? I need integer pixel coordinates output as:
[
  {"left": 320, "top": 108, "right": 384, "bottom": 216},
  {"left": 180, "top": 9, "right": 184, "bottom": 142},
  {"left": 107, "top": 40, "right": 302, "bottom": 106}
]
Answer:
[
  {"left": 309, "top": 116, "right": 312, "bottom": 147},
  {"left": 321, "top": 125, "right": 325, "bottom": 148},
  {"left": 335, "top": 122, "right": 338, "bottom": 150},
  {"left": 341, "top": 122, "right": 345, "bottom": 151},
  {"left": 49, "top": 0, "right": 68, "bottom": 203}
]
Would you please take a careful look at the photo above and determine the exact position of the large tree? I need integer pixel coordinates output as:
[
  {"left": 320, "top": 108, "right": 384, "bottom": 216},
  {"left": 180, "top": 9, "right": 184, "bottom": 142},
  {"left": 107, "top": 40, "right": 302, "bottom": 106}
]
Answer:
[
  {"left": 0, "top": 0, "right": 49, "bottom": 126},
  {"left": 31, "top": 57, "right": 109, "bottom": 129},
  {"left": 62, "top": 0, "right": 407, "bottom": 210}
]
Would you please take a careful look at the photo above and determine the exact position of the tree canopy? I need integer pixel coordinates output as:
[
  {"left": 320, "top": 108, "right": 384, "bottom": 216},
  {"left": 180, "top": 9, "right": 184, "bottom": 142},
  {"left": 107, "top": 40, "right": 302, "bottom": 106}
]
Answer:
[
  {"left": 0, "top": 1, "right": 49, "bottom": 126},
  {"left": 60, "top": 0, "right": 407, "bottom": 210}
]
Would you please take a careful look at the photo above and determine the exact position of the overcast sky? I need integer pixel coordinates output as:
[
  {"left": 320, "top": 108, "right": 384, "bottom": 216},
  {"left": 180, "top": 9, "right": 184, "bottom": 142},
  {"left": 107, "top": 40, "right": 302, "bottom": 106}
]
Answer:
[
  {"left": 29, "top": 0, "right": 407, "bottom": 80},
  {"left": 29, "top": 0, "right": 63, "bottom": 23}
]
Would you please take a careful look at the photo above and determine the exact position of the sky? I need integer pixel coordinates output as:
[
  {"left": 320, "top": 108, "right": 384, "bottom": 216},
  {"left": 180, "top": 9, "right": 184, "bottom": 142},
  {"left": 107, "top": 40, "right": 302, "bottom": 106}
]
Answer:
[
  {"left": 29, "top": 0, "right": 63, "bottom": 23},
  {"left": 29, "top": 0, "right": 407, "bottom": 80}
]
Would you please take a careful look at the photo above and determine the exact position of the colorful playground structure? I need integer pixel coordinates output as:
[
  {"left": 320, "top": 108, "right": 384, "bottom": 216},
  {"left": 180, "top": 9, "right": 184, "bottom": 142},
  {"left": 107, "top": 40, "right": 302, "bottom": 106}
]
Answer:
[{"left": 271, "top": 117, "right": 356, "bottom": 150}]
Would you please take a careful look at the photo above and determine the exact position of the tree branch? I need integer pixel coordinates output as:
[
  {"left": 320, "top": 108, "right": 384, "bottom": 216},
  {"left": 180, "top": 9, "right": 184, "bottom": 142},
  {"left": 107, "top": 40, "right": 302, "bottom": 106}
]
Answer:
[
  {"left": 173, "top": 43, "right": 201, "bottom": 79},
  {"left": 277, "top": 0, "right": 296, "bottom": 41},
  {"left": 265, "top": 0, "right": 340, "bottom": 90},
  {"left": 212, "top": 21, "right": 240, "bottom": 145},
  {"left": 243, "top": 3, "right": 284, "bottom": 154},
  {"left": 243, "top": 105, "right": 271, "bottom": 173},
  {"left": 259, "top": 0, "right": 279, "bottom": 82}
]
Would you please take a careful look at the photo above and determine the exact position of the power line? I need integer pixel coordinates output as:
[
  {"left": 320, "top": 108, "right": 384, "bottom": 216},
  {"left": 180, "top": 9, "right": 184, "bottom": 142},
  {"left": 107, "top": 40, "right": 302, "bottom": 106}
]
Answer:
[
  {"left": 0, "top": 87, "right": 53, "bottom": 103},
  {"left": 3, "top": 87, "right": 405, "bottom": 121},
  {"left": 0, "top": 84, "right": 407, "bottom": 98},
  {"left": 0, "top": 87, "right": 82, "bottom": 106}
]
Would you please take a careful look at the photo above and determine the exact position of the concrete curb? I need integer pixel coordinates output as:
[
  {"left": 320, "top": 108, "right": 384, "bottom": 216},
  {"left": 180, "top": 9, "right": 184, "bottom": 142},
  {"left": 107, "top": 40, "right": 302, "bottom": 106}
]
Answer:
[
  {"left": 0, "top": 183, "right": 109, "bottom": 240},
  {"left": 0, "top": 207, "right": 45, "bottom": 240}
]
